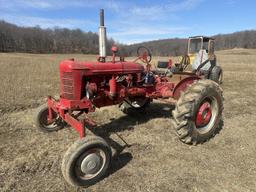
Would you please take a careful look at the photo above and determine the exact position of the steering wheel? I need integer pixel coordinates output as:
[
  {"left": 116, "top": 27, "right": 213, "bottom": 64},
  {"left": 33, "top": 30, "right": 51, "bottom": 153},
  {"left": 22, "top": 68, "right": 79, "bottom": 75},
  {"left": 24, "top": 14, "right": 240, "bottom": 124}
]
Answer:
[{"left": 137, "top": 46, "right": 152, "bottom": 63}]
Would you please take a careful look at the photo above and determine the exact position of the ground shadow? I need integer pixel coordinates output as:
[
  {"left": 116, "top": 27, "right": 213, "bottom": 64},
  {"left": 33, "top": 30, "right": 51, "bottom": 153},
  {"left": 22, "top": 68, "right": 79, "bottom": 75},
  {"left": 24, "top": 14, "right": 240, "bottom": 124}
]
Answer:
[
  {"left": 84, "top": 102, "right": 175, "bottom": 187},
  {"left": 94, "top": 102, "right": 175, "bottom": 136}
]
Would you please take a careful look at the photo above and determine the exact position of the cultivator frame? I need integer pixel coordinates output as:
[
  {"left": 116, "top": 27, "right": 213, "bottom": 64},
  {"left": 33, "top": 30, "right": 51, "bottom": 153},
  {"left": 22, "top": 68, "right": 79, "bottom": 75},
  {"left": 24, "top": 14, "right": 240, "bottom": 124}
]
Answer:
[{"left": 47, "top": 96, "right": 96, "bottom": 138}]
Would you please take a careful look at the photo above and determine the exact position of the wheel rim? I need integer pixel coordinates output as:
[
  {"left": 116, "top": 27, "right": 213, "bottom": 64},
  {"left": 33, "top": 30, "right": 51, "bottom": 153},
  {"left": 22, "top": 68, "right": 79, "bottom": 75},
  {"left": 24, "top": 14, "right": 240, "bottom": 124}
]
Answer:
[
  {"left": 195, "top": 96, "right": 219, "bottom": 134},
  {"left": 40, "top": 109, "right": 61, "bottom": 129},
  {"left": 76, "top": 148, "right": 106, "bottom": 180}
]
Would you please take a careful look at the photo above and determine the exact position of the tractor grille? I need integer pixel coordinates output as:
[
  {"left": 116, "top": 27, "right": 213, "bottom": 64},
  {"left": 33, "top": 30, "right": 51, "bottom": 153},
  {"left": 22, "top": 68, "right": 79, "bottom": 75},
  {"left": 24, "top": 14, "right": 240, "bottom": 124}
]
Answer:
[{"left": 62, "top": 72, "right": 74, "bottom": 99}]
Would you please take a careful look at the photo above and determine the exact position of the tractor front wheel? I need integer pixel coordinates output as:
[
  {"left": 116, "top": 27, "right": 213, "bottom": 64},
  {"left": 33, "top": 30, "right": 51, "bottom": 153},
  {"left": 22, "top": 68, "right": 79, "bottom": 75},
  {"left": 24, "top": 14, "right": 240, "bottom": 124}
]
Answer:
[
  {"left": 172, "top": 79, "right": 223, "bottom": 144},
  {"left": 34, "top": 104, "right": 64, "bottom": 132},
  {"left": 61, "top": 136, "right": 112, "bottom": 187}
]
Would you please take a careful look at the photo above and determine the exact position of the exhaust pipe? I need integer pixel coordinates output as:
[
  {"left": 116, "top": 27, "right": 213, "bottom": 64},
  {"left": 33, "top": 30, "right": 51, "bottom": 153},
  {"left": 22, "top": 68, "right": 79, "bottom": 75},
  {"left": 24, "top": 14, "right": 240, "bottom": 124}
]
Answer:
[{"left": 99, "top": 9, "right": 107, "bottom": 59}]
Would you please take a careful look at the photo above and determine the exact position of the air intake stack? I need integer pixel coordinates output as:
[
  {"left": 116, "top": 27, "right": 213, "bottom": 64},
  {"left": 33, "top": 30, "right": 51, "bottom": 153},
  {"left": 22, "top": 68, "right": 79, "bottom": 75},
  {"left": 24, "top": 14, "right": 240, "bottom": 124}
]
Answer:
[{"left": 99, "top": 9, "right": 107, "bottom": 60}]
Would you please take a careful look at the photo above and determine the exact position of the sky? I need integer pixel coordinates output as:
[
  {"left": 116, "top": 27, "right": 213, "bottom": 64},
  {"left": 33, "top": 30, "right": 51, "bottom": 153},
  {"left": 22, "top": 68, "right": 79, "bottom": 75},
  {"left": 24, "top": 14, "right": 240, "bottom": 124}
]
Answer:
[{"left": 0, "top": 0, "right": 255, "bottom": 44}]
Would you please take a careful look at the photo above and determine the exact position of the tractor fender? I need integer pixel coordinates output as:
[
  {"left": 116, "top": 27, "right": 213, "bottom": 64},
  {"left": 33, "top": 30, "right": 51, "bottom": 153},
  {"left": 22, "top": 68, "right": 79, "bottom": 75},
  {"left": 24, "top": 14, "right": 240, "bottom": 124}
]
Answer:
[{"left": 173, "top": 76, "right": 201, "bottom": 100}]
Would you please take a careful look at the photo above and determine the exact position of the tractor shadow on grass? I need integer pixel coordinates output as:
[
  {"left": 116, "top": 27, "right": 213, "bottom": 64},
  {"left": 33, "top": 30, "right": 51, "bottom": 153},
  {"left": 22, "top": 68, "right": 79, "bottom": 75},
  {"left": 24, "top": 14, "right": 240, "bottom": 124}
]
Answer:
[
  {"left": 89, "top": 102, "right": 175, "bottom": 184},
  {"left": 96, "top": 102, "right": 175, "bottom": 135}
]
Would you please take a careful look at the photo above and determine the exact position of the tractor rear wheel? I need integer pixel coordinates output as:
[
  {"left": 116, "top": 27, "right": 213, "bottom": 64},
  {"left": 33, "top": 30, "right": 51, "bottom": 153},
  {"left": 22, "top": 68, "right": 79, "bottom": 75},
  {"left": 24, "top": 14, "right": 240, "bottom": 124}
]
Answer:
[
  {"left": 172, "top": 79, "right": 223, "bottom": 144},
  {"left": 34, "top": 104, "right": 64, "bottom": 132},
  {"left": 210, "top": 66, "right": 223, "bottom": 84},
  {"left": 61, "top": 136, "right": 111, "bottom": 187}
]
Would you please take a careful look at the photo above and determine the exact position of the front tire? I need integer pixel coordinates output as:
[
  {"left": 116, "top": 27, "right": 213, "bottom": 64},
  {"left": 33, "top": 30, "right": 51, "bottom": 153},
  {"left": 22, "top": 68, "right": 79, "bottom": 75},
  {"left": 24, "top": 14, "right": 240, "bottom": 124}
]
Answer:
[
  {"left": 61, "top": 136, "right": 112, "bottom": 187},
  {"left": 34, "top": 104, "right": 64, "bottom": 132},
  {"left": 172, "top": 80, "right": 224, "bottom": 144}
]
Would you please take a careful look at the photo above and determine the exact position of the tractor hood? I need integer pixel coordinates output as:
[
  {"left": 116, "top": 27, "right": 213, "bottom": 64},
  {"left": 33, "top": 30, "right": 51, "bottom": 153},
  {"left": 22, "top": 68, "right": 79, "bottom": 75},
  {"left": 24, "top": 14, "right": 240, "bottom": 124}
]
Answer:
[{"left": 60, "top": 59, "right": 144, "bottom": 75}]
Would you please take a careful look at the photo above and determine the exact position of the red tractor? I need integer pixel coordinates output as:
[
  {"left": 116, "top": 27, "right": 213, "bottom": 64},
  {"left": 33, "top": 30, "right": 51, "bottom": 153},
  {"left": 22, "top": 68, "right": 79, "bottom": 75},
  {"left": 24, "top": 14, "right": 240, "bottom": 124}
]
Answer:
[{"left": 35, "top": 10, "right": 223, "bottom": 187}]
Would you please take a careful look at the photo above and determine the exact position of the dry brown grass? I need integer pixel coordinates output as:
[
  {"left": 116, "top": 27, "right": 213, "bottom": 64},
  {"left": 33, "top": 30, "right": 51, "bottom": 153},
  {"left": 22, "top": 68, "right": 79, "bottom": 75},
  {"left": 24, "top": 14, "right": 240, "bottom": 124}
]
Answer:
[
  {"left": 1, "top": 50, "right": 256, "bottom": 192},
  {"left": 0, "top": 53, "right": 96, "bottom": 112}
]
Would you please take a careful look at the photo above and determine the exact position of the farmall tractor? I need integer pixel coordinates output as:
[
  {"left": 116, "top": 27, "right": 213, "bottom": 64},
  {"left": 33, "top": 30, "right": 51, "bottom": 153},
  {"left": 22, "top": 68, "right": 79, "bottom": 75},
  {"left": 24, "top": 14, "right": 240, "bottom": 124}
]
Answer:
[
  {"left": 159, "top": 36, "right": 223, "bottom": 84},
  {"left": 35, "top": 10, "right": 224, "bottom": 187}
]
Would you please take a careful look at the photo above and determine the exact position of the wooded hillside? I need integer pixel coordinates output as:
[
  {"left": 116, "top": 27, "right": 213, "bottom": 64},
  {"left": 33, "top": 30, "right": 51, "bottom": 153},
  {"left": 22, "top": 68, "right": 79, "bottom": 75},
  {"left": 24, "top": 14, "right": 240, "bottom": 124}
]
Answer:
[
  {"left": 124, "top": 30, "right": 256, "bottom": 56},
  {"left": 0, "top": 20, "right": 115, "bottom": 54},
  {"left": 1, "top": 20, "right": 256, "bottom": 56}
]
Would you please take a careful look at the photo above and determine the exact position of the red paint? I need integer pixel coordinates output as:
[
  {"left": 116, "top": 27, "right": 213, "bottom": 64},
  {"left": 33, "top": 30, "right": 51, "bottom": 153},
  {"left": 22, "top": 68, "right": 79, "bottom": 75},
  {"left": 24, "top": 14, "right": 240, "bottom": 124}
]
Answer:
[
  {"left": 65, "top": 113, "right": 85, "bottom": 138},
  {"left": 127, "top": 87, "right": 146, "bottom": 97},
  {"left": 111, "top": 46, "right": 118, "bottom": 63},
  {"left": 47, "top": 96, "right": 53, "bottom": 123},
  {"left": 45, "top": 53, "right": 201, "bottom": 138},
  {"left": 173, "top": 76, "right": 200, "bottom": 99},
  {"left": 168, "top": 58, "right": 173, "bottom": 68},
  {"left": 109, "top": 75, "right": 117, "bottom": 98},
  {"left": 196, "top": 102, "right": 212, "bottom": 127},
  {"left": 111, "top": 46, "right": 118, "bottom": 53}
]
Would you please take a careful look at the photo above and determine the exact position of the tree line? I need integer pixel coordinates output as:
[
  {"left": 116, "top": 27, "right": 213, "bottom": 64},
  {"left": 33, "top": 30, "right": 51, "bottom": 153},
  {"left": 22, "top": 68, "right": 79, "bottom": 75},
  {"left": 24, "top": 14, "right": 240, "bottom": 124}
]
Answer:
[
  {"left": 122, "top": 38, "right": 187, "bottom": 57},
  {"left": 0, "top": 20, "right": 115, "bottom": 54},
  {"left": 1, "top": 20, "right": 256, "bottom": 56},
  {"left": 125, "top": 30, "right": 256, "bottom": 56}
]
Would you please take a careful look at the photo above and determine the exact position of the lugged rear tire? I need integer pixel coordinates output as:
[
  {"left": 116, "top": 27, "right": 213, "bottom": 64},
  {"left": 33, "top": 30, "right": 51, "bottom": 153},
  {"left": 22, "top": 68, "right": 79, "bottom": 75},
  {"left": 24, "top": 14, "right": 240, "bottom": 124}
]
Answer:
[{"left": 172, "top": 79, "right": 224, "bottom": 145}]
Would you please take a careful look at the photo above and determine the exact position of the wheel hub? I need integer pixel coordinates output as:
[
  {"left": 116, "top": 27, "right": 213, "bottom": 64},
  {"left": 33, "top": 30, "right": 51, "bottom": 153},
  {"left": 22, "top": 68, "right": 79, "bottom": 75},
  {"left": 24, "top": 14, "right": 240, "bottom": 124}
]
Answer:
[
  {"left": 196, "top": 102, "right": 212, "bottom": 127},
  {"left": 81, "top": 153, "right": 102, "bottom": 174}
]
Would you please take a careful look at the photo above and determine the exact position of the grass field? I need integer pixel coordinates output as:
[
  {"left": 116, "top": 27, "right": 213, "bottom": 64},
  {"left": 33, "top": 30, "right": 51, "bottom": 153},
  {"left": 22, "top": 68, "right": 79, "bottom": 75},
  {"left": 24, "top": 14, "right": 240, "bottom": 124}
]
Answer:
[{"left": 0, "top": 49, "right": 256, "bottom": 192}]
